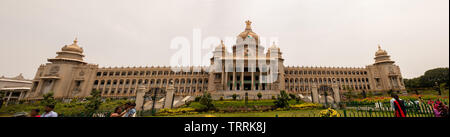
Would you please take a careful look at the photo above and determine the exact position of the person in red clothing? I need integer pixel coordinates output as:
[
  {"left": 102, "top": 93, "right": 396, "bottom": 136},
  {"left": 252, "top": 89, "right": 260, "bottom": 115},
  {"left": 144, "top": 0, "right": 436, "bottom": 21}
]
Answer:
[
  {"left": 392, "top": 95, "right": 407, "bottom": 117},
  {"left": 29, "top": 109, "right": 41, "bottom": 117}
]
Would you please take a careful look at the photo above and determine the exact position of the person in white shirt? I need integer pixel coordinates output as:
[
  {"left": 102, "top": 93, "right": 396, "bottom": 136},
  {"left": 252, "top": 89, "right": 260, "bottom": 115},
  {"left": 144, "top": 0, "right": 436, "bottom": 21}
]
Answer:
[
  {"left": 41, "top": 105, "right": 58, "bottom": 117},
  {"left": 390, "top": 94, "right": 402, "bottom": 110}
]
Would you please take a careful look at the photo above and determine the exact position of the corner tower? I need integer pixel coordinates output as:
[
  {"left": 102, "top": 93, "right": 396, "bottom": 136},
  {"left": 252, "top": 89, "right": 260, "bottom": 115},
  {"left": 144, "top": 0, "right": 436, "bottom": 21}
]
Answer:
[
  {"left": 27, "top": 38, "right": 99, "bottom": 100},
  {"left": 366, "top": 45, "right": 406, "bottom": 92}
]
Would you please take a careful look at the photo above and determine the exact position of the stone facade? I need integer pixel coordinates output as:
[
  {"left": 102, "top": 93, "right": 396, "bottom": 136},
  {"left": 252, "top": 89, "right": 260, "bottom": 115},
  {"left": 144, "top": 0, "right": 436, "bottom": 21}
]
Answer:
[{"left": 25, "top": 21, "right": 406, "bottom": 100}]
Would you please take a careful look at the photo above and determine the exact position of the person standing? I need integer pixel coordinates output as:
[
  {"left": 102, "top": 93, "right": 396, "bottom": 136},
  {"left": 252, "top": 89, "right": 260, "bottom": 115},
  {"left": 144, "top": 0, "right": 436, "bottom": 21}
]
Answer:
[
  {"left": 392, "top": 95, "right": 406, "bottom": 117},
  {"left": 41, "top": 105, "right": 58, "bottom": 117},
  {"left": 29, "top": 109, "right": 41, "bottom": 117},
  {"left": 110, "top": 106, "right": 127, "bottom": 117},
  {"left": 124, "top": 103, "right": 136, "bottom": 117}
]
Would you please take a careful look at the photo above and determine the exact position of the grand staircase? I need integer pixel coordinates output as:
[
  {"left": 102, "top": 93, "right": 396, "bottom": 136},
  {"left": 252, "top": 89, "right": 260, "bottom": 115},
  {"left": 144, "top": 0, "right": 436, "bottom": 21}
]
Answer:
[{"left": 142, "top": 95, "right": 195, "bottom": 110}]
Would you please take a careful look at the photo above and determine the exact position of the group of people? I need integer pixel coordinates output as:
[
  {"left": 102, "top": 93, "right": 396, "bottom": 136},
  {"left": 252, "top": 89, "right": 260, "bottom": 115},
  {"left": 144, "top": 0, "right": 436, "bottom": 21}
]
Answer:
[
  {"left": 390, "top": 94, "right": 449, "bottom": 117},
  {"left": 110, "top": 102, "right": 137, "bottom": 117},
  {"left": 29, "top": 104, "right": 58, "bottom": 117},
  {"left": 429, "top": 100, "right": 449, "bottom": 117}
]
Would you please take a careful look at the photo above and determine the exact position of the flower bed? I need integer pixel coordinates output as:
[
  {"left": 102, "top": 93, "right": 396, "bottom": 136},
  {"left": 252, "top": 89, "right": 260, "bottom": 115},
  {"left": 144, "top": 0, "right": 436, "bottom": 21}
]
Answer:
[
  {"left": 156, "top": 108, "right": 198, "bottom": 116},
  {"left": 347, "top": 95, "right": 449, "bottom": 106},
  {"left": 290, "top": 103, "right": 323, "bottom": 110}
]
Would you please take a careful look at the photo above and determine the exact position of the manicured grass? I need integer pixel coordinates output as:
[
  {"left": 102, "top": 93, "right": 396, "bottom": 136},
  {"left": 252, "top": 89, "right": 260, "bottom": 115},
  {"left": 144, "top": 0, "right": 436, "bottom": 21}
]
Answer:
[{"left": 417, "top": 89, "right": 449, "bottom": 95}]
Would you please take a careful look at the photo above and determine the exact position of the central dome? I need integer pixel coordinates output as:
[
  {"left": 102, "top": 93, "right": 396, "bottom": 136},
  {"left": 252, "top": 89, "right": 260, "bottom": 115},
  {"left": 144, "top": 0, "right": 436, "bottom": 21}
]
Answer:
[
  {"left": 375, "top": 45, "right": 387, "bottom": 56},
  {"left": 62, "top": 38, "right": 84, "bottom": 53},
  {"left": 238, "top": 20, "right": 259, "bottom": 42}
]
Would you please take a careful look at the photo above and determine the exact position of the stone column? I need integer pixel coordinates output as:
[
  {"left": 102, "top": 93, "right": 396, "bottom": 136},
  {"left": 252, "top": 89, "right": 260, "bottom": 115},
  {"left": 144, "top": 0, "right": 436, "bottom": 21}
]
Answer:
[
  {"left": 332, "top": 83, "right": 340, "bottom": 103},
  {"left": 233, "top": 70, "right": 236, "bottom": 90},
  {"left": 164, "top": 80, "right": 175, "bottom": 109},
  {"left": 311, "top": 82, "right": 319, "bottom": 103},
  {"left": 135, "top": 84, "right": 147, "bottom": 111},
  {"left": 225, "top": 72, "right": 228, "bottom": 90},
  {"left": 6, "top": 91, "right": 12, "bottom": 106},
  {"left": 241, "top": 72, "right": 244, "bottom": 90}
]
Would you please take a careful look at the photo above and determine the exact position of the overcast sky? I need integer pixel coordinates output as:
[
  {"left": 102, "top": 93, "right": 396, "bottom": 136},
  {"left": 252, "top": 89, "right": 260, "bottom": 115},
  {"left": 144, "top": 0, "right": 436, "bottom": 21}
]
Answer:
[{"left": 0, "top": 0, "right": 448, "bottom": 79}]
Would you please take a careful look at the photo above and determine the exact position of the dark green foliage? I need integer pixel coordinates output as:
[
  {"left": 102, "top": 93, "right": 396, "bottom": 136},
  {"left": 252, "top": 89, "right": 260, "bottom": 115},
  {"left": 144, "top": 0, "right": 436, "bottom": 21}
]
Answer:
[
  {"left": 199, "top": 92, "right": 214, "bottom": 111},
  {"left": 84, "top": 90, "right": 102, "bottom": 113},
  {"left": 274, "top": 90, "right": 289, "bottom": 108},
  {"left": 404, "top": 67, "right": 449, "bottom": 89},
  {"left": 219, "top": 96, "right": 224, "bottom": 101},
  {"left": 288, "top": 93, "right": 296, "bottom": 100},
  {"left": 194, "top": 96, "right": 201, "bottom": 102},
  {"left": 185, "top": 101, "right": 191, "bottom": 107},
  {"left": 40, "top": 92, "right": 56, "bottom": 106},
  {"left": 232, "top": 93, "right": 238, "bottom": 101},
  {"left": 257, "top": 92, "right": 262, "bottom": 100}
]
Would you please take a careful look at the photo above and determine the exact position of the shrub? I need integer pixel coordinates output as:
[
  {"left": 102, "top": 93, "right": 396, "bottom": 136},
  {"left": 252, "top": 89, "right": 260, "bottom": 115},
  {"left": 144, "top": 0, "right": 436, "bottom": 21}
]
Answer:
[
  {"left": 85, "top": 90, "right": 102, "bottom": 113},
  {"left": 199, "top": 92, "right": 215, "bottom": 111},
  {"left": 232, "top": 94, "right": 237, "bottom": 101},
  {"left": 257, "top": 92, "right": 262, "bottom": 100},
  {"left": 289, "top": 93, "right": 296, "bottom": 100},
  {"left": 194, "top": 96, "right": 201, "bottom": 102},
  {"left": 319, "top": 108, "right": 340, "bottom": 117},
  {"left": 274, "top": 90, "right": 289, "bottom": 108},
  {"left": 219, "top": 96, "right": 224, "bottom": 101},
  {"left": 290, "top": 103, "right": 323, "bottom": 110},
  {"left": 157, "top": 108, "right": 197, "bottom": 116},
  {"left": 185, "top": 101, "right": 191, "bottom": 107},
  {"left": 41, "top": 92, "right": 56, "bottom": 106},
  {"left": 272, "top": 95, "right": 276, "bottom": 100}
]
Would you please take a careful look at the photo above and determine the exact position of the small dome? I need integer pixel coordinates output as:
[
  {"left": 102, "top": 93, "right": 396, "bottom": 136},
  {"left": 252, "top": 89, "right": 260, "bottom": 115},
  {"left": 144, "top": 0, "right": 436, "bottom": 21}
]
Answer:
[
  {"left": 238, "top": 20, "right": 259, "bottom": 41},
  {"left": 270, "top": 41, "right": 278, "bottom": 49},
  {"left": 62, "top": 38, "right": 83, "bottom": 53},
  {"left": 375, "top": 45, "right": 387, "bottom": 56},
  {"left": 215, "top": 40, "right": 226, "bottom": 51}
]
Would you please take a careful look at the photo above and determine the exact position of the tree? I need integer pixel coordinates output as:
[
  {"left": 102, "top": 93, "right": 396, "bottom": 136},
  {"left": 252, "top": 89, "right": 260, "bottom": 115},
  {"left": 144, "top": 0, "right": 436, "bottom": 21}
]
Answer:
[
  {"left": 274, "top": 90, "right": 289, "bottom": 108},
  {"left": 420, "top": 68, "right": 449, "bottom": 87},
  {"left": 199, "top": 92, "right": 214, "bottom": 111},
  {"left": 257, "top": 92, "right": 262, "bottom": 100},
  {"left": 85, "top": 90, "right": 102, "bottom": 113},
  {"left": 244, "top": 92, "right": 249, "bottom": 106},
  {"left": 405, "top": 67, "right": 449, "bottom": 89},
  {"left": 289, "top": 93, "right": 296, "bottom": 100},
  {"left": 41, "top": 92, "right": 56, "bottom": 106}
]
